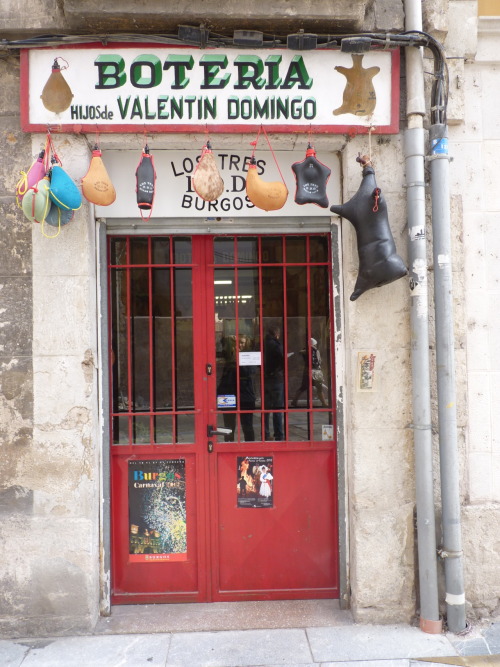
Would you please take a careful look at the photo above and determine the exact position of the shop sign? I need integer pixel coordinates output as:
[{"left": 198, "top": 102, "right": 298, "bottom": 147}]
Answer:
[
  {"left": 95, "top": 148, "right": 341, "bottom": 218},
  {"left": 128, "top": 459, "right": 187, "bottom": 562},
  {"left": 21, "top": 45, "right": 399, "bottom": 133}
]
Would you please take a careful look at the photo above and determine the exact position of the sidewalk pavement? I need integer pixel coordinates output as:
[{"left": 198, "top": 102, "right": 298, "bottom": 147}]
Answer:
[{"left": 2, "top": 622, "right": 500, "bottom": 667}]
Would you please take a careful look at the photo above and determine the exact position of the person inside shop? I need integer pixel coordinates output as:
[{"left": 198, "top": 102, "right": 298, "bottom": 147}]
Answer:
[
  {"left": 217, "top": 335, "right": 256, "bottom": 441},
  {"left": 291, "top": 337, "right": 328, "bottom": 408},
  {"left": 264, "top": 325, "right": 284, "bottom": 441}
]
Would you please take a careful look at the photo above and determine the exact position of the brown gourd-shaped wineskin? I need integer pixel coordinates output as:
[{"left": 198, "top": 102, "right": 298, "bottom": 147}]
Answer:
[
  {"left": 82, "top": 147, "right": 116, "bottom": 206},
  {"left": 192, "top": 142, "right": 224, "bottom": 202},
  {"left": 41, "top": 59, "right": 74, "bottom": 114},
  {"left": 333, "top": 54, "right": 380, "bottom": 117},
  {"left": 246, "top": 157, "right": 288, "bottom": 211}
]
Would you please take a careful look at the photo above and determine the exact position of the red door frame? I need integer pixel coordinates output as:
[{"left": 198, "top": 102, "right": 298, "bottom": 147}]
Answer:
[{"left": 109, "top": 233, "right": 339, "bottom": 604}]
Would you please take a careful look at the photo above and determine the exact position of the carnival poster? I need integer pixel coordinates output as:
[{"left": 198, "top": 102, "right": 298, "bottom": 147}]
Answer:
[
  {"left": 128, "top": 459, "right": 187, "bottom": 562},
  {"left": 237, "top": 456, "right": 274, "bottom": 508}
]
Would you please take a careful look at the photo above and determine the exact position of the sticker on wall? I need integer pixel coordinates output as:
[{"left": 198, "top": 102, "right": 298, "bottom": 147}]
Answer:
[
  {"left": 128, "top": 459, "right": 187, "bottom": 562},
  {"left": 322, "top": 424, "right": 334, "bottom": 441},
  {"left": 357, "top": 352, "right": 377, "bottom": 392},
  {"left": 237, "top": 456, "right": 274, "bottom": 509},
  {"left": 217, "top": 394, "right": 237, "bottom": 408}
]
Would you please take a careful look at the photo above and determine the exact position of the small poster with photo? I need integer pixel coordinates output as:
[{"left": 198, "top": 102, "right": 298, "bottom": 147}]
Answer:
[{"left": 237, "top": 456, "right": 274, "bottom": 508}]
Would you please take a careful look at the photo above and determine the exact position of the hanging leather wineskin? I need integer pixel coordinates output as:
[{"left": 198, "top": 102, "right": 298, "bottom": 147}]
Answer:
[
  {"left": 82, "top": 146, "right": 116, "bottom": 206},
  {"left": 16, "top": 148, "right": 47, "bottom": 207},
  {"left": 49, "top": 163, "right": 82, "bottom": 211},
  {"left": 246, "top": 157, "right": 288, "bottom": 211},
  {"left": 44, "top": 203, "right": 74, "bottom": 227},
  {"left": 41, "top": 59, "right": 74, "bottom": 113},
  {"left": 192, "top": 142, "right": 224, "bottom": 202},
  {"left": 330, "top": 156, "right": 407, "bottom": 301},
  {"left": 292, "top": 144, "right": 331, "bottom": 208},
  {"left": 135, "top": 145, "right": 156, "bottom": 219},
  {"left": 21, "top": 177, "right": 52, "bottom": 224}
]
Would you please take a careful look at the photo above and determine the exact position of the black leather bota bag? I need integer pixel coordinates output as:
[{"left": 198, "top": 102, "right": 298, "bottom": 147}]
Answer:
[
  {"left": 330, "top": 159, "right": 407, "bottom": 301},
  {"left": 135, "top": 145, "right": 156, "bottom": 219}
]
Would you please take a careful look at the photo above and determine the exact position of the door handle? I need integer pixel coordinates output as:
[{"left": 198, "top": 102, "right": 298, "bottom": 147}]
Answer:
[{"left": 207, "top": 425, "right": 232, "bottom": 437}]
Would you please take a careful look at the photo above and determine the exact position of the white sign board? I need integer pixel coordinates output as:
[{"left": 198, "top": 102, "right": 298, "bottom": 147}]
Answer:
[
  {"left": 95, "top": 149, "right": 341, "bottom": 218},
  {"left": 22, "top": 45, "right": 399, "bottom": 133},
  {"left": 239, "top": 352, "right": 262, "bottom": 366}
]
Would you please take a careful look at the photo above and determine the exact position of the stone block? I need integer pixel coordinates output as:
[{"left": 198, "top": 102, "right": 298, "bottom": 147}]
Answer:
[
  {"left": 350, "top": 505, "right": 416, "bottom": 622},
  {"left": 482, "top": 140, "right": 500, "bottom": 211},
  {"left": 341, "top": 140, "right": 406, "bottom": 195},
  {"left": 0, "top": 116, "right": 33, "bottom": 196},
  {"left": 0, "top": 54, "right": 22, "bottom": 116},
  {"left": 346, "top": 278, "right": 410, "bottom": 350},
  {"left": 480, "top": 69, "right": 500, "bottom": 140},
  {"left": 350, "top": 427, "right": 415, "bottom": 510},
  {"left": 444, "top": 1, "right": 478, "bottom": 58},
  {"left": 423, "top": 0, "right": 449, "bottom": 42},
  {"left": 32, "top": 205, "right": 94, "bottom": 279},
  {"left": 449, "top": 70, "right": 483, "bottom": 141},
  {"left": 469, "top": 453, "right": 493, "bottom": 503},
  {"left": 448, "top": 140, "right": 484, "bottom": 212},
  {"left": 0, "top": 201, "right": 33, "bottom": 277},
  {"left": 0, "top": 0, "right": 68, "bottom": 38},
  {"left": 462, "top": 505, "right": 500, "bottom": 616},
  {"left": 492, "top": 374, "right": 500, "bottom": 453},
  {"left": 61, "top": 0, "right": 365, "bottom": 34},
  {"left": 0, "top": 277, "right": 32, "bottom": 356},
  {"left": 350, "top": 346, "right": 412, "bottom": 430},
  {"left": 33, "top": 276, "right": 94, "bottom": 355},
  {"left": 0, "top": 516, "right": 98, "bottom": 637},
  {"left": 463, "top": 212, "right": 486, "bottom": 292},
  {"left": 0, "top": 485, "right": 34, "bottom": 515},
  {"left": 492, "top": 453, "right": 500, "bottom": 502},
  {"left": 25, "top": 427, "right": 96, "bottom": 515},
  {"left": 0, "top": 356, "right": 33, "bottom": 418},
  {"left": 446, "top": 58, "right": 466, "bottom": 124},
  {"left": 372, "top": 0, "right": 405, "bottom": 32},
  {"left": 476, "top": 16, "right": 500, "bottom": 63},
  {"left": 33, "top": 355, "right": 93, "bottom": 426}
]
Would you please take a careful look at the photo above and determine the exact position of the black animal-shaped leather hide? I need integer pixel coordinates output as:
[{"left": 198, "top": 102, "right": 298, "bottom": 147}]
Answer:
[{"left": 330, "top": 159, "right": 407, "bottom": 301}]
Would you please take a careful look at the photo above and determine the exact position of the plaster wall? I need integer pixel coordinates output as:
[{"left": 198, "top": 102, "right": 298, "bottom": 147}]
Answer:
[{"left": 453, "top": 14, "right": 500, "bottom": 617}]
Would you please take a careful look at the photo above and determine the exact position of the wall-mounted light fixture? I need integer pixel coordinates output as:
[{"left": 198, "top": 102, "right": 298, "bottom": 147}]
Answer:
[
  {"left": 233, "top": 30, "right": 264, "bottom": 47},
  {"left": 177, "top": 25, "right": 209, "bottom": 47},
  {"left": 340, "top": 36, "right": 373, "bottom": 53},
  {"left": 286, "top": 31, "right": 318, "bottom": 50}
]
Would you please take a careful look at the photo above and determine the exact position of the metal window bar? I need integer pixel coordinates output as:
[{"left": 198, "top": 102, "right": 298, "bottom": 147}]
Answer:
[{"left": 109, "top": 235, "right": 197, "bottom": 449}]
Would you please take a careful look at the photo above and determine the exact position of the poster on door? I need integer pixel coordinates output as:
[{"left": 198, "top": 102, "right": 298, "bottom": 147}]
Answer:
[
  {"left": 128, "top": 459, "right": 187, "bottom": 562},
  {"left": 237, "top": 456, "right": 274, "bottom": 508}
]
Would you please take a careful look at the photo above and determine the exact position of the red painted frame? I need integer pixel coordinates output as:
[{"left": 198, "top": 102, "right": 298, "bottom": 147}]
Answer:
[
  {"left": 20, "top": 43, "right": 400, "bottom": 134},
  {"left": 109, "top": 234, "right": 339, "bottom": 604}
]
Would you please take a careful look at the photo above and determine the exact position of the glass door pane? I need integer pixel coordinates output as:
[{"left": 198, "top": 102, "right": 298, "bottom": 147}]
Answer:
[{"left": 109, "top": 236, "right": 195, "bottom": 446}]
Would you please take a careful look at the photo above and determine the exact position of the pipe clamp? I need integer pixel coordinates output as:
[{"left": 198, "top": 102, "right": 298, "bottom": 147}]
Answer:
[{"left": 438, "top": 548, "right": 463, "bottom": 559}]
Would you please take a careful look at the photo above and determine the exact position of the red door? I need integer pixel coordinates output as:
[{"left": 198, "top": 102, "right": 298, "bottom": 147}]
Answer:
[{"left": 109, "top": 234, "right": 339, "bottom": 604}]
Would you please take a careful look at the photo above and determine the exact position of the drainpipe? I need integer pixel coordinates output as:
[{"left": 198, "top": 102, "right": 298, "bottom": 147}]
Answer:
[
  {"left": 404, "top": 0, "right": 442, "bottom": 634},
  {"left": 429, "top": 121, "right": 466, "bottom": 632}
]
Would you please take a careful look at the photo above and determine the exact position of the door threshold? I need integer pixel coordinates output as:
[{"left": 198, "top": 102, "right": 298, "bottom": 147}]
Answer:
[{"left": 94, "top": 599, "right": 353, "bottom": 635}]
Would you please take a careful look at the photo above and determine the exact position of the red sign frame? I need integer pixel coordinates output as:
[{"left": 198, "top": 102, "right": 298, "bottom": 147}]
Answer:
[{"left": 20, "top": 43, "right": 400, "bottom": 134}]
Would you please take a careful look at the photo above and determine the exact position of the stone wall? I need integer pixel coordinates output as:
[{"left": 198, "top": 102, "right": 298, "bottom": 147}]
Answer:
[{"left": 0, "top": 47, "right": 101, "bottom": 636}]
